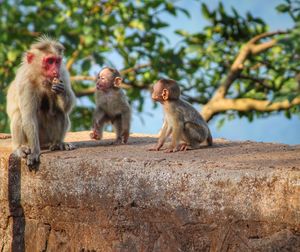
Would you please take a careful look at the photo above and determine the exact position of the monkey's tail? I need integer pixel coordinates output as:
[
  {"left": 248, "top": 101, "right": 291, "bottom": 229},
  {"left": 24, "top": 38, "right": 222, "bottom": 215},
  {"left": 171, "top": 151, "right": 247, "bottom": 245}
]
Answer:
[{"left": 207, "top": 129, "right": 213, "bottom": 146}]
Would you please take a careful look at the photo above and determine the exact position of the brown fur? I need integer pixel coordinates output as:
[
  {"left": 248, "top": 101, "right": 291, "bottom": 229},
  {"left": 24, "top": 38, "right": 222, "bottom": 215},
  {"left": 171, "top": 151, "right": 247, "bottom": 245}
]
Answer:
[
  {"left": 6, "top": 36, "right": 76, "bottom": 167},
  {"left": 150, "top": 78, "right": 212, "bottom": 152},
  {"left": 90, "top": 68, "right": 131, "bottom": 144}
]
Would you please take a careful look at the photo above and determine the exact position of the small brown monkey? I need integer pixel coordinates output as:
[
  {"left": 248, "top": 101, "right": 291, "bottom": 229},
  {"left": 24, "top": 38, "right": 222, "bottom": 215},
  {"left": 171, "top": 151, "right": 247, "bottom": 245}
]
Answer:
[
  {"left": 149, "top": 79, "right": 212, "bottom": 152},
  {"left": 90, "top": 67, "right": 131, "bottom": 144},
  {"left": 6, "top": 36, "right": 76, "bottom": 167}
]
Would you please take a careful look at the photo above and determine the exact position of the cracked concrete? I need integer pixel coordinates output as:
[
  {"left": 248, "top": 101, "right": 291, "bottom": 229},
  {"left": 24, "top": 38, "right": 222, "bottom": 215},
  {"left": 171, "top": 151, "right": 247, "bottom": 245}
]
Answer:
[{"left": 0, "top": 131, "right": 300, "bottom": 251}]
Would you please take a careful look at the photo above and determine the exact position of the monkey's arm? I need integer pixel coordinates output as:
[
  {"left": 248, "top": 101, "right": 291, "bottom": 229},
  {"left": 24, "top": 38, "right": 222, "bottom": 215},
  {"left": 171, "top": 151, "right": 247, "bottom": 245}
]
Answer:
[
  {"left": 149, "top": 120, "right": 171, "bottom": 151},
  {"left": 55, "top": 84, "right": 76, "bottom": 113},
  {"left": 166, "top": 119, "right": 184, "bottom": 153},
  {"left": 19, "top": 87, "right": 41, "bottom": 165},
  {"left": 90, "top": 108, "right": 106, "bottom": 140}
]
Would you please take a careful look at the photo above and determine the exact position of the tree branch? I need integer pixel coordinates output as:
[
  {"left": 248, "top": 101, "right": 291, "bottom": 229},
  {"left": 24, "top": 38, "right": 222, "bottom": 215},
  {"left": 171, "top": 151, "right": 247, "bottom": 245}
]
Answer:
[
  {"left": 66, "top": 37, "right": 85, "bottom": 71},
  {"left": 239, "top": 74, "right": 272, "bottom": 89},
  {"left": 251, "top": 39, "right": 277, "bottom": 54},
  {"left": 71, "top": 76, "right": 96, "bottom": 82},
  {"left": 70, "top": 63, "right": 151, "bottom": 82},
  {"left": 66, "top": 50, "right": 80, "bottom": 71},
  {"left": 74, "top": 82, "right": 147, "bottom": 97},
  {"left": 181, "top": 94, "right": 209, "bottom": 105},
  {"left": 75, "top": 87, "right": 95, "bottom": 98},
  {"left": 120, "top": 63, "right": 151, "bottom": 74},
  {"left": 211, "top": 30, "right": 289, "bottom": 100},
  {"left": 201, "top": 96, "right": 300, "bottom": 122},
  {"left": 248, "top": 30, "right": 288, "bottom": 44}
]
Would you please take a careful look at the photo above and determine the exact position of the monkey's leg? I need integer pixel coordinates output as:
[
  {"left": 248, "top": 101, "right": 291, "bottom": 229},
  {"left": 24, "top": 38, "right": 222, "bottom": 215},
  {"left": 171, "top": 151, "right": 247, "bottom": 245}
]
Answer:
[
  {"left": 148, "top": 121, "right": 171, "bottom": 151},
  {"left": 182, "top": 122, "right": 208, "bottom": 150},
  {"left": 207, "top": 129, "right": 213, "bottom": 146},
  {"left": 112, "top": 115, "right": 123, "bottom": 144},
  {"left": 21, "top": 117, "right": 41, "bottom": 166},
  {"left": 165, "top": 121, "right": 185, "bottom": 153},
  {"left": 49, "top": 116, "right": 76, "bottom": 151},
  {"left": 121, "top": 110, "right": 131, "bottom": 144}
]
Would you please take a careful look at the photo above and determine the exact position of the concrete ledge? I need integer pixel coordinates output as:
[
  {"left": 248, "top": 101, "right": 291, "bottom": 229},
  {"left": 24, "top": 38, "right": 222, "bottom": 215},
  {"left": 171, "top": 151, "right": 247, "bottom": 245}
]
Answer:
[{"left": 0, "top": 131, "right": 300, "bottom": 251}]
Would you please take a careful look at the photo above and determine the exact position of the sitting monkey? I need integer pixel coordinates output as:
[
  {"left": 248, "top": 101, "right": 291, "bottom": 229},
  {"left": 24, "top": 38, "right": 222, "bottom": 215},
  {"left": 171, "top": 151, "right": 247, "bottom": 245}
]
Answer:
[
  {"left": 90, "top": 67, "right": 131, "bottom": 144},
  {"left": 149, "top": 78, "right": 212, "bottom": 152}
]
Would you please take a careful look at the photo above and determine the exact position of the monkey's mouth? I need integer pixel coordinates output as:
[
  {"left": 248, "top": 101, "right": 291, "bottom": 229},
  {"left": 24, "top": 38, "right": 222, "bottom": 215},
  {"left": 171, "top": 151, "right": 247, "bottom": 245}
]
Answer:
[{"left": 96, "top": 83, "right": 107, "bottom": 90}]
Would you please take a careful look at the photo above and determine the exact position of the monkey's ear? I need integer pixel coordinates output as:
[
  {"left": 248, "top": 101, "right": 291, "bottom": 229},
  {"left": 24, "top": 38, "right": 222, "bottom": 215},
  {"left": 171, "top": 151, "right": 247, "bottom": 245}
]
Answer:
[
  {"left": 162, "top": 88, "right": 169, "bottom": 101},
  {"left": 114, "top": 77, "right": 122, "bottom": 87},
  {"left": 26, "top": 52, "right": 35, "bottom": 64}
]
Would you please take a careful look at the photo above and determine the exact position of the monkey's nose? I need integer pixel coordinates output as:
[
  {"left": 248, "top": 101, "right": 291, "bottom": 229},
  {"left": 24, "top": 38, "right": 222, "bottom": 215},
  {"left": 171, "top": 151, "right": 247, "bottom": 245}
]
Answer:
[{"left": 53, "top": 71, "right": 60, "bottom": 78}]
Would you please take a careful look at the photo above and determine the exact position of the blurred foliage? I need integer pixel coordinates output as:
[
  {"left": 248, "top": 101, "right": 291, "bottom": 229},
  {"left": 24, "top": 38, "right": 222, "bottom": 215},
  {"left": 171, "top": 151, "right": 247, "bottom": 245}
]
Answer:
[{"left": 0, "top": 0, "right": 299, "bottom": 132}]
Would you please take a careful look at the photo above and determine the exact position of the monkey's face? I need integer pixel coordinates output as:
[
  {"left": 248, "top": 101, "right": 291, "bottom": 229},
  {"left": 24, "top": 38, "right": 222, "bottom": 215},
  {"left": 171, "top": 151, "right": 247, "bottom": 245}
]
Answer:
[
  {"left": 42, "top": 54, "right": 62, "bottom": 79},
  {"left": 151, "top": 82, "right": 165, "bottom": 103},
  {"left": 96, "top": 69, "right": 115, "bottom": 91}
]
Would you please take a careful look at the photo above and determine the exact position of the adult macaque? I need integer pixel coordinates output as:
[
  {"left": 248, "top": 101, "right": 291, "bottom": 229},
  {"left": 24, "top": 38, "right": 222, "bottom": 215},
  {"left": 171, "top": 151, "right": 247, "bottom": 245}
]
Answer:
[
  {"left": 149, "top": 79, "right": 212, "bottom": 152},
  {"left": 90, "top": 67, "right": 131, "bottom": 144},
  {"left": 6, "top": 36, "right": 76, "bottom": 166}
]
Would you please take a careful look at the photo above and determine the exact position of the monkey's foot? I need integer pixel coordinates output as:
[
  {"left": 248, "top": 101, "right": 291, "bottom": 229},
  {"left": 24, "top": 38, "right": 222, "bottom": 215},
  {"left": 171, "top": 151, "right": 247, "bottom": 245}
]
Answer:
[
  {"left": 122, "top": 133, "right": 129, "bottom": 144},
  {"left": 114, "top": 137, "right": 128, "bottom": 145},
  {"left": 113, "top": 138, "right": 122, "bottom": 145},
  {"left": 26, "top": 152, "right": 40, "bottom": 167},
  {"left": 148, "top": 143, "right": 163, "bottom": 151},
  {"left": 14, "top": 146, "right": 31, "bottom": 158},
  {"left": 49, "top": 142, "right": 76, "bottom": 151}
]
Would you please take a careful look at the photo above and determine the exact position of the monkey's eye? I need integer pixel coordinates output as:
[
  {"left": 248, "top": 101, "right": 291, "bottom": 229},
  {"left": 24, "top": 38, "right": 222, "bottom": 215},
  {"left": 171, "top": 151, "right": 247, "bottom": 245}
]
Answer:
[{"left": 47, "top": 58, "right": 55, "bottom": 65}]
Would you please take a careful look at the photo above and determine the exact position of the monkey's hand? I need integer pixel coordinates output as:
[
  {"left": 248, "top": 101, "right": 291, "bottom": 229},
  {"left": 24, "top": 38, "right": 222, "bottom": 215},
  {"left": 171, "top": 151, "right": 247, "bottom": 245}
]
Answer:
[
  {"left": 51, "top": 82, "right": 65, "bottom": 95},
  {"left": 14, "top": 146, "right": 40, "bottom": 167},
  {"left": 90, "top": 130, "right": 102, "bottom": 140},
  {"left": 14, "top": 146, "right": 31, "bottom": 158},
  {"left": 179, "top": 143, "right": 189, "bottom": 151},
  {"left": 148, "top": 142, "right": 163, "bottom": 151}
]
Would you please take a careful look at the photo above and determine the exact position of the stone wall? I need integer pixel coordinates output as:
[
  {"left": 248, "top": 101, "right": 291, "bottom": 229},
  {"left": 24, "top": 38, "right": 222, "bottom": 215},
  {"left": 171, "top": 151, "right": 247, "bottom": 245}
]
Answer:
[{"left": 0, "top": 132, "right": 300, "bottom": 251}]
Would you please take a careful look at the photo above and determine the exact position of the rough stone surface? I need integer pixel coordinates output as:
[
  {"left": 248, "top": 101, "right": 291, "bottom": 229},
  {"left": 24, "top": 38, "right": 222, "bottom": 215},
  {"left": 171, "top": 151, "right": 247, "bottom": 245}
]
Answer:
[{"left": 0, "top": 131, "right": 300, "bottom": 251}]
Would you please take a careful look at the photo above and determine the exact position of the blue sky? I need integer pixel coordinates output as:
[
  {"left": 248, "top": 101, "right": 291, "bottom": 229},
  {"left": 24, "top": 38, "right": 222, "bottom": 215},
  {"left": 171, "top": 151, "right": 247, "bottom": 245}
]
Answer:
[{"left": 129, "top": 0, "right": 300, "bottom": 145}]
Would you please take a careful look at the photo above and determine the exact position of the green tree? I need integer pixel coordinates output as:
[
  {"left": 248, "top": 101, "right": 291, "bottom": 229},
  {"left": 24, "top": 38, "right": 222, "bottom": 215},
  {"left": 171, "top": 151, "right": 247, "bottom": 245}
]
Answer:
[{"left": 0, "top": 0, "right": 299, "bottom": 133}]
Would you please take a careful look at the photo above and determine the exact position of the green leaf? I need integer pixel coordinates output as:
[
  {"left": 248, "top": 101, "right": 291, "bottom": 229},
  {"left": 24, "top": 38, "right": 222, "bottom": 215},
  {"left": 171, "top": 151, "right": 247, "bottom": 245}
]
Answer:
[
  {"left": 129, "top": 19, "right": 145, "bottom": 30},
  {"left": 7, "top": 50, "right": 18, "bottom": 62},
  {"left": 276, "top": 4, "right": 290, "bottom": 13},
  {"left": 166, "top": 2, "right": 176, "bottom": 16},
  {"left": 81, "top": 59, "right": 91, "bottom": 73},
  {"left": 201, "top": 3, "right": 210, "bottom": 19}
]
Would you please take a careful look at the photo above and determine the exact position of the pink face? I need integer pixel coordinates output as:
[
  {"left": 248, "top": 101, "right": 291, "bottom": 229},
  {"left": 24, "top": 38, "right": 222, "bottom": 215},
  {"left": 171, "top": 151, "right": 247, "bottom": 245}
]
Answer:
[
  {"left": 42, "top": 55, "right": 62, "bottom": 79},
  {"left": 151, "top": 81, "right": 164, "bottom": 102},
  {"left": 96, "top": 69, "right": 115, "bottom": 91}
]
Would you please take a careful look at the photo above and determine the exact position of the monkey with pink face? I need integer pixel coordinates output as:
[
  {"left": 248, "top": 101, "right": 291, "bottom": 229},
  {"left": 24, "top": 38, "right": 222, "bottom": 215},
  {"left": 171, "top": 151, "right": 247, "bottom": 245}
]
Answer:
[
  {"left": 90, "top": 67, "right": 131, "bottom": 144},
  {"left": 6, "top": 36, "right": 76, "bottom": 167}
]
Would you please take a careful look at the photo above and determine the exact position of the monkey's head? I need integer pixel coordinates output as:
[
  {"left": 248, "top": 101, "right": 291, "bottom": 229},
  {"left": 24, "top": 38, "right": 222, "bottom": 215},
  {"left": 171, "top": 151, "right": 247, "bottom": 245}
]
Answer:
[
  {"left": 25, "top": 36, "right": 64, "bottom": 81},
  {"left": 96, "top": 67, "right": 122, "bottom": 91},
  {"left": 152, "top": 79, "right": 180, "bottom": 103}
]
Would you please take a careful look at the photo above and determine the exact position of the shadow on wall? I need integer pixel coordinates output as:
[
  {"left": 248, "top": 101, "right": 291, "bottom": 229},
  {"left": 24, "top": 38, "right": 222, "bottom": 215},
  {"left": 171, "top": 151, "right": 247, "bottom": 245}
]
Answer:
[{"left": 8, "top": 154, "right": 25, "bottom": 251}]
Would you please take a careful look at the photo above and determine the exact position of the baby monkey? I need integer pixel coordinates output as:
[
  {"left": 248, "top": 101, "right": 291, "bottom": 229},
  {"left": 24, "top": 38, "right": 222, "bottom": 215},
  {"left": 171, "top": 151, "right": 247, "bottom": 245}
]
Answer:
[
  {"left": 90, "top": 67, "right": 131, "bottom": 144},
  {"left": 149, "top": 79, "right": 212, "bottom": 152}
]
